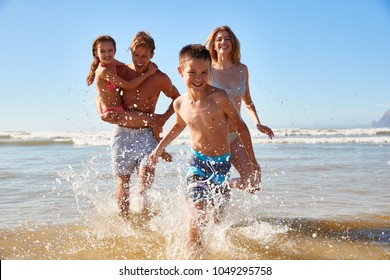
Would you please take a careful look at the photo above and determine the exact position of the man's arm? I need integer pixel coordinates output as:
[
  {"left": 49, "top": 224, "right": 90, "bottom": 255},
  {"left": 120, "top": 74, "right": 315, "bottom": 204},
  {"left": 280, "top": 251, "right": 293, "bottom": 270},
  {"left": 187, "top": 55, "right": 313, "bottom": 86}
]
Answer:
[
  {"left": 96, "top": 96, "right": 154, "bottom": 127},
  {"left": 153, "top": 78, "right": 181, "bottom": 129}
]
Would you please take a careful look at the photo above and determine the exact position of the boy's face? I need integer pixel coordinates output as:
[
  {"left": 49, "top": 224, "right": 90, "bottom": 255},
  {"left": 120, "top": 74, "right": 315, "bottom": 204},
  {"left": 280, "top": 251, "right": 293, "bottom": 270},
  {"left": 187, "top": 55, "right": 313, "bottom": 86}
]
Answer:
[
  {"left": 131, "top": 46, "right": 154, "bottom": 73},
  {"left": 178, "top": 58, "right": 210, "bottom": 92}
]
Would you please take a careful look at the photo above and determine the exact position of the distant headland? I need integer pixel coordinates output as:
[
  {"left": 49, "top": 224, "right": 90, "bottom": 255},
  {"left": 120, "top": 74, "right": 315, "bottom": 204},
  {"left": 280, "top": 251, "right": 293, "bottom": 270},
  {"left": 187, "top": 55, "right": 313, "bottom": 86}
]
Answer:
[{"left": 371, "top": 109, "right": 390, "bottom": 128}]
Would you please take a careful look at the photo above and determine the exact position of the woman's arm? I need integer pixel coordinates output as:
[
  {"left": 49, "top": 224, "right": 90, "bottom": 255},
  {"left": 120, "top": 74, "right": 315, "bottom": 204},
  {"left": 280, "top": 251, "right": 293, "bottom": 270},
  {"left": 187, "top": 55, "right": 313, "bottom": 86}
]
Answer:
[{"left": 241, "top": 64, "right": 274, "bottom": 139}]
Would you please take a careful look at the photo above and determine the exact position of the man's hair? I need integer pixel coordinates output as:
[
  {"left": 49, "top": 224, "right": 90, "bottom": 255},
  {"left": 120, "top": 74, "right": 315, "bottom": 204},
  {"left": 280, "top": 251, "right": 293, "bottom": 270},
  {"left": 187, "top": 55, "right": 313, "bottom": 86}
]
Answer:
[
  {"left": 179, "top": 44, "right": 211, "bottom": 68},
  {"left": 129, "top": 31, "right": 155, "bottom": 53}
]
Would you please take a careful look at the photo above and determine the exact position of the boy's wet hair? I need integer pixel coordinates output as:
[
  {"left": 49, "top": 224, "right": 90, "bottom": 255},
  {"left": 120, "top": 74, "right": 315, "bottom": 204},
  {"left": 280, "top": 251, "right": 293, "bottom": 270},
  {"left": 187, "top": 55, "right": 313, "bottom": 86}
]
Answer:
[{"left": 179, "top": 44, "right": 211, "bottom": 68}]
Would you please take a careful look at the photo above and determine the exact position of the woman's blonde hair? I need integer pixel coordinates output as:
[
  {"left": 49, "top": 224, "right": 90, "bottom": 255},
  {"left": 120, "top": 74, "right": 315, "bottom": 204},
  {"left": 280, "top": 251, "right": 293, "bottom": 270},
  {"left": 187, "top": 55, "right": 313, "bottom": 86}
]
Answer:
[{"left": 204, "top": 26, "right": 241, "bottom": 64}]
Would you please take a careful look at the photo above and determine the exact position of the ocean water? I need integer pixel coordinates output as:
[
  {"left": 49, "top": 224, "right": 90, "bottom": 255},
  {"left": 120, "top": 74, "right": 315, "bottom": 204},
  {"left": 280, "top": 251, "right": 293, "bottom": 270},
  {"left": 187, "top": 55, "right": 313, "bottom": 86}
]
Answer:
[{"left": 0, "top": 128, "right": 389, "bottom": 260}]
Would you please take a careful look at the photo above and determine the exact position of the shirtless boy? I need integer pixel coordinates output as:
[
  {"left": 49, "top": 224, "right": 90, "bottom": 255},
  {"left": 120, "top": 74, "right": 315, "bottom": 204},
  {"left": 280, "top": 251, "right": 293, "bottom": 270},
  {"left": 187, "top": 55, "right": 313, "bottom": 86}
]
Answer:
[{"left": 149, "top": 44, "right": 260, "bottom": 257}]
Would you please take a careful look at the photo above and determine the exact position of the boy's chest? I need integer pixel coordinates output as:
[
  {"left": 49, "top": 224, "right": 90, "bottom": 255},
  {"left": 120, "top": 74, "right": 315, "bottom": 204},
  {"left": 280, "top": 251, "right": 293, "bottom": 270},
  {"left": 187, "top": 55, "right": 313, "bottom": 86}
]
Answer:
[{"left": 181, "top": 101, "right": 226, "bottom": 127}]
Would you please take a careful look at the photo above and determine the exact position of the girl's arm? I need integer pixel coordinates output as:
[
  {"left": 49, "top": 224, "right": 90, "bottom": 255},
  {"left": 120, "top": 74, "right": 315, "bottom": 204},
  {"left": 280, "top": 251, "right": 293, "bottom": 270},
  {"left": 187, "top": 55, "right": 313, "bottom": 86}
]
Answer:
[
  {"left": 102, "top": 63, "right": 157, "bottom": 90},
  {"left": 112, "top": 59, "right": 126, "bottom": 67}
]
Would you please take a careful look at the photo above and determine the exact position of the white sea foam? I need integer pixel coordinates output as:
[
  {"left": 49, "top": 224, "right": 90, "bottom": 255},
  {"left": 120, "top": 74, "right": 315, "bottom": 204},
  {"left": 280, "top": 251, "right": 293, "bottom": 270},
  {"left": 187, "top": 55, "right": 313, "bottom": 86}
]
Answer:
[
  {"left": 0, "top": 131, "right": 111, "bottom": 146},
  {"left": 1, "top": 128, "right": 389, "bottom": 146},
  {"left": 252, "top": 136, "right": 390, "bottom": 144}
]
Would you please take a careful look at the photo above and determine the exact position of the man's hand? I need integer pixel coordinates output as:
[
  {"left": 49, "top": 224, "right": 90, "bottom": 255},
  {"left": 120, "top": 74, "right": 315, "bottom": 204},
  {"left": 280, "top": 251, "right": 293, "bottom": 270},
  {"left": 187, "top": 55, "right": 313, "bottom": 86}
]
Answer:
[
  {"left": 153, "top": 114, "right": 168, "bottom": 130},
  {"left": 160, "top": 150, "right": 173, "bottom": 162}
]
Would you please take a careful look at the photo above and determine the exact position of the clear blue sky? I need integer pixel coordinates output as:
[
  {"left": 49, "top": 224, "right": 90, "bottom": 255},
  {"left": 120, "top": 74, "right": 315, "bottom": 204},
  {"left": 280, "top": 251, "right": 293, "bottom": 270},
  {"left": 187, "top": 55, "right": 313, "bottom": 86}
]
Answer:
[{"left": 0, "top": 0, "right": 389, "bottom": 132}]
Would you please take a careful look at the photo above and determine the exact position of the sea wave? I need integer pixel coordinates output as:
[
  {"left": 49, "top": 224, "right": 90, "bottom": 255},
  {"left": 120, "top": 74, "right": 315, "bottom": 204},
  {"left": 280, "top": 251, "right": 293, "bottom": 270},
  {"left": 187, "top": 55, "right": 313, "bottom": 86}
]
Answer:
[
  {"left": 0, "top": 131, "right": 111, "bottom": 146},
  {"left": 1, "top": 128, "right": 390, "bottom": 147},
  {"left": 274, "top": 127, "right": 390, "bottom": 136},
  {"left": 252, "top": 136, "right": 390, "bottom": 144}
]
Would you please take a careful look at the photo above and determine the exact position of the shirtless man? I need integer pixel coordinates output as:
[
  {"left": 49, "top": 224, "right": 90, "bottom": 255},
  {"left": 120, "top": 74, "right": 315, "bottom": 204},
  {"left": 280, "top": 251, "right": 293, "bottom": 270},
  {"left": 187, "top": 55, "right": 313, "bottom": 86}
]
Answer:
[{"left": 98, "top": 31, "right": 180, "bottom": 216}]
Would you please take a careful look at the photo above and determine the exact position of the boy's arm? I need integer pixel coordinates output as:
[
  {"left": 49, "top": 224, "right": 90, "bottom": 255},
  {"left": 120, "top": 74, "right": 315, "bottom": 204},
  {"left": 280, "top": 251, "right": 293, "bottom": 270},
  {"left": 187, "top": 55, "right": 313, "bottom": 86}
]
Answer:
[{"left": 149, "top": 104, "right": 186, "bottom": 166}]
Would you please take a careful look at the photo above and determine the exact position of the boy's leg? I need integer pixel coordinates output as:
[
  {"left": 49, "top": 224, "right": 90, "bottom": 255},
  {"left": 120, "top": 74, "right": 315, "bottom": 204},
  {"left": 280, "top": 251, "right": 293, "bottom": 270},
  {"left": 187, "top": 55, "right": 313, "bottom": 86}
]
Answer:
[
  {"left": 213, "top": 187, "right": 230, "bottom": 224},
  {"left": 187, "top": 201, "right": 207, "bottom": 258}
]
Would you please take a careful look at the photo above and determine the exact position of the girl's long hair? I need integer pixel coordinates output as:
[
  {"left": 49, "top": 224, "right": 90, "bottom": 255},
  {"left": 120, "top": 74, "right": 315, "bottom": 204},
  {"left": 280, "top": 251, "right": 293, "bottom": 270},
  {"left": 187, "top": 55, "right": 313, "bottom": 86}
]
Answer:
[{"left": 86, "top": 35, "right": 116, "bottom": 86}]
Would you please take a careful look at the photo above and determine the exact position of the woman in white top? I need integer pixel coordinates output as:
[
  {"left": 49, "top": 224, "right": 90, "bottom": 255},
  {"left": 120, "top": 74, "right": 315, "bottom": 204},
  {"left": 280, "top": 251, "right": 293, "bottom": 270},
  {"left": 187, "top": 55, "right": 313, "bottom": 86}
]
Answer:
[{"left": 205, "top": 26, "right": 274, "bottom": 191}]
